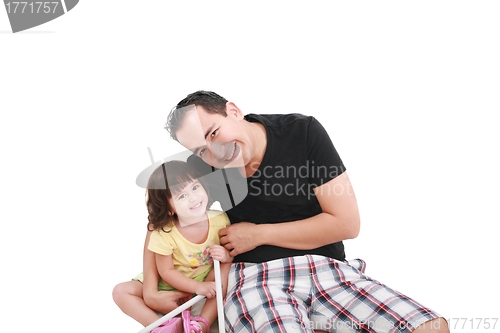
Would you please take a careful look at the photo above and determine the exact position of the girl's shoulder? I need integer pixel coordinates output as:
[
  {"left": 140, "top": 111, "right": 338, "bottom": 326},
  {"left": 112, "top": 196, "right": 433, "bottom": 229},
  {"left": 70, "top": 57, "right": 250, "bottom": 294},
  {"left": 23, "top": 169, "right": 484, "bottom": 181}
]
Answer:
[
  {"left": 149, "top": 226, "right": 179, "bottom": 253},
  {"left": 151, "top": 225, "right": 177, "bottom": 240},
  {"left": 207, "top": 209, "right": 226, "bottom": 218},
  {"left": 207, "top": 210, "right": 230, "bottom": 227}
]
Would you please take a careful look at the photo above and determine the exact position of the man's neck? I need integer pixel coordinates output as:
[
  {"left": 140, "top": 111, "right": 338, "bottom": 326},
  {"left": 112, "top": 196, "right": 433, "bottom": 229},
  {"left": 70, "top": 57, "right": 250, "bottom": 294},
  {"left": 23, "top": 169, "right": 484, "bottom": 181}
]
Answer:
[{"left": 243, "top": 121, "right": 267, "bottom": 177}]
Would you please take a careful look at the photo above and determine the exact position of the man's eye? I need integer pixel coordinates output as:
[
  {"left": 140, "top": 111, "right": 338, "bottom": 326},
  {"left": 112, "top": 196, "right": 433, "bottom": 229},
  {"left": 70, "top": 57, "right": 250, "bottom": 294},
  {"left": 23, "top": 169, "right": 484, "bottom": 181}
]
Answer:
[{"left": 210, "top": 129, "right": 218, "bottom": 138}]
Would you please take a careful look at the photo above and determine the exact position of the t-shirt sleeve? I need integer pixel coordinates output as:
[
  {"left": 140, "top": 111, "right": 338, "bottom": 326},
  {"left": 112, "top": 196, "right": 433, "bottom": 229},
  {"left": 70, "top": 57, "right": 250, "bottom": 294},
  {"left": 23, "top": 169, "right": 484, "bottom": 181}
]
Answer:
[
  {"left": 211, "top": 211, "right": 231, "bottom": 228},
  {"left": 223, "top": 213, "right": 231, "bottom": 227},
  {"left": 306, "top": 116, "right": 346, "bottom": 187},
  {"left": 209, "top": 211, "right": 231, "bottom": 241},
  {"left": 148, "top": 230, "right": 176, "bottom": 256}
]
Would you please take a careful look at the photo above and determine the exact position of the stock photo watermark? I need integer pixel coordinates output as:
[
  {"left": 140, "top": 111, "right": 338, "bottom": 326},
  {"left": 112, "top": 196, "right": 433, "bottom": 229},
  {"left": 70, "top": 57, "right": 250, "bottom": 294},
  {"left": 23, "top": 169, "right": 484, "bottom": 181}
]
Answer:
[
  {"left": 3, "top": 0, "right": 79, "bottom": 33},
  {"left": 248, "top": 162, "right": 349, "bottom": 199},
  {"left": 138, "top": 148, "right": 351, "bottom": 203},
  {"left": 292, "top": 317, "right": 498, "bottom": 331}
]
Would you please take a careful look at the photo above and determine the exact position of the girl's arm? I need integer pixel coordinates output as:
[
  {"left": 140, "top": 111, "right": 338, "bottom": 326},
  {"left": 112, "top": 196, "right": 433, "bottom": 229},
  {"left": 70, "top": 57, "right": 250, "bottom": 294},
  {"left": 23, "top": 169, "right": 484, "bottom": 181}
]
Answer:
[
  {"left": 142, "top": 231, "right": 191, "bottom": 313},
  {"left": 143, "top": 231, "right": 160, "bottom": 296},
  {"left": 155, "top": 253, "right": 216, "bottom": 298}
]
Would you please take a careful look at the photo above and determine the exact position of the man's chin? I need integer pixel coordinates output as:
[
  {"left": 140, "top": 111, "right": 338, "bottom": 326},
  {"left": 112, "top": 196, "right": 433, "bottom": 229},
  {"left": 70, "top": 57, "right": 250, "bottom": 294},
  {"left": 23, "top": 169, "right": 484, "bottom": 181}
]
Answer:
[{"left": 218, "top": 157, "right": 245, "bottom": 169}]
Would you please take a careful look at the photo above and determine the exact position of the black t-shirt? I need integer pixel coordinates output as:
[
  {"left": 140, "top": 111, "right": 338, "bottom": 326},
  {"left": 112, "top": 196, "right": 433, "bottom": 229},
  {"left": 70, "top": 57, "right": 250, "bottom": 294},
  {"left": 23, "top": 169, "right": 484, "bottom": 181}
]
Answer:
[{"left": 188, "top": 113, "right": 347, "bottom": 263}]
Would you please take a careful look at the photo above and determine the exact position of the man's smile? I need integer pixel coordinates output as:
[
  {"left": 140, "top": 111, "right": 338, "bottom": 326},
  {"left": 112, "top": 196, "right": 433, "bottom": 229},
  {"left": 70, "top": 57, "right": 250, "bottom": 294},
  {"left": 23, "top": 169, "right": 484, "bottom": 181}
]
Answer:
[{"left": 224, "top": 142, "right": 239, "bottom": 163}]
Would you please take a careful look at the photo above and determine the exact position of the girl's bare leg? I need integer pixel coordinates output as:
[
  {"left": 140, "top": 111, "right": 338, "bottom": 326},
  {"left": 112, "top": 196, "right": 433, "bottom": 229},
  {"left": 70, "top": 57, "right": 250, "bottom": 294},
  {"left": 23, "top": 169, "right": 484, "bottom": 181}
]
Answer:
[
  {"left": 112, "top": 280, "right": 160, "bottom": 327},
  {"left": 198, "top": 263, "right": 232, "bottom": 333}
]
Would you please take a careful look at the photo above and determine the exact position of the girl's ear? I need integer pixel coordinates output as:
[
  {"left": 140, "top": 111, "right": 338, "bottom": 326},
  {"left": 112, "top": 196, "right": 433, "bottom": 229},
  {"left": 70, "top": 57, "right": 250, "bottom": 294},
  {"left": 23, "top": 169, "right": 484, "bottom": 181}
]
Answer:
[{"left": 225, "top": 102, "right": 244, "bottom": 120}]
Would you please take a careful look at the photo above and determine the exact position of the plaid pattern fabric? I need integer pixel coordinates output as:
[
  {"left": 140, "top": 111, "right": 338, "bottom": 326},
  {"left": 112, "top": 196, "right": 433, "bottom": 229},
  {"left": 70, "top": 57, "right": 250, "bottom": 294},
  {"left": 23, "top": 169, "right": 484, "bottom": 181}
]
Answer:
[{"left": 224, "top": 255, "right": 439, "bottom": 333}]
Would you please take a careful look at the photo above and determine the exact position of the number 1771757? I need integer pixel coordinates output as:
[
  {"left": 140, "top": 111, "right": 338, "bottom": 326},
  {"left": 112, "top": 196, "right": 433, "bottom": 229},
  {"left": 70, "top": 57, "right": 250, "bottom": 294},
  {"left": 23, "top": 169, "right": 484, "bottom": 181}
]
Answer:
[
  {"left": 5, "top": 2, "right": 59, "bottom": 14},
  {"left": 447, "top": 318, "right": 498, "bottom": 330}
]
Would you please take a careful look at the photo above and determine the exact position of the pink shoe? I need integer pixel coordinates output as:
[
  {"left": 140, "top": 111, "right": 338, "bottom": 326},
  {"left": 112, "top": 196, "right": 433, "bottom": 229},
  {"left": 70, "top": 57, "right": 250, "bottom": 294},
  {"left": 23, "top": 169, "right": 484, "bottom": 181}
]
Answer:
[
  {"left": 150, "top": 317, "right": 183, "bottom": 333},
  {"left": 181, "top": 310, "right": 210, "bottom": 333}
]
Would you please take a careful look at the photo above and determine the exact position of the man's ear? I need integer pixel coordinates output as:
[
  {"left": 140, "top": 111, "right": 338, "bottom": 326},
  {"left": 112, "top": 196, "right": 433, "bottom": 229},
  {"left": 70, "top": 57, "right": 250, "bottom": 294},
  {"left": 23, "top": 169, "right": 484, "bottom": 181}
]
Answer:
[{"left": 225, "top": 102, "right": 244, "bottom": 120}]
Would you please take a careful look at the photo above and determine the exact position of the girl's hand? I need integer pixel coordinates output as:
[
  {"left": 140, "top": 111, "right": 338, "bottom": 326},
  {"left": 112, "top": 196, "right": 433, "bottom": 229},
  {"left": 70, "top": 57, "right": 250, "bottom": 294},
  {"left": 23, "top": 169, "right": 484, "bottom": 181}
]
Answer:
[
  {"left": 210, "top": 244, "right": 233, "bottom": 263},
  {"left": 196, "top": 281, "right": 216, "bottom": 299},
  {"left": 144, "top": 289, "right": 192, "bottom": 314}
]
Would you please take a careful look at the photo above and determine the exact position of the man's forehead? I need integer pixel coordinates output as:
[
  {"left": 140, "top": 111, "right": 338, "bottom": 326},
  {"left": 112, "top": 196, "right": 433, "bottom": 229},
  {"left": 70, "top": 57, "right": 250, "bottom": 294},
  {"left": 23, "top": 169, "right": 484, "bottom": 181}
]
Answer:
[{"left": 176, "top": 106, "right": 212, "bottom": 150}]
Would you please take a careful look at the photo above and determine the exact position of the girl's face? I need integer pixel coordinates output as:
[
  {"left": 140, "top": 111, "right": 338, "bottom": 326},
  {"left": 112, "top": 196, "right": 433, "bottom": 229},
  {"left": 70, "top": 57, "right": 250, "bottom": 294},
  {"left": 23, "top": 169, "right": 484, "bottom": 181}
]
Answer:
[{"left": 170, "top": 180, "right": 209, "bottom": 226}]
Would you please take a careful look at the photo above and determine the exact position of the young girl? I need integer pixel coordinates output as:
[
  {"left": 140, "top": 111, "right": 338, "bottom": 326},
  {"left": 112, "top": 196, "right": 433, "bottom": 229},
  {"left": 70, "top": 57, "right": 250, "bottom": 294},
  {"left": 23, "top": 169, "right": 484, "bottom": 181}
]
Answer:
[{"left": 113, "top": 160, "right": 232, "bottom": 333}]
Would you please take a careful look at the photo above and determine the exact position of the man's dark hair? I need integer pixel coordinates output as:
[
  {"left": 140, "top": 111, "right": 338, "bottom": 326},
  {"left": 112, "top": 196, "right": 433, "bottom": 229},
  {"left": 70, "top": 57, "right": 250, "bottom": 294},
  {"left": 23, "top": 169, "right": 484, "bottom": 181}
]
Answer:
[{"left": 165, "top": 91, "right": 228, "bottom": 142}]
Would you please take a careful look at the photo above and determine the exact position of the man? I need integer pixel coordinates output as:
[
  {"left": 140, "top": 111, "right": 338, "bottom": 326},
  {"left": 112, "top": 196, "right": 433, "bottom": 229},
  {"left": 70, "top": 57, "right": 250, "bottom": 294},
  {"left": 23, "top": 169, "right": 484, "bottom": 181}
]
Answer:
[{"left": 150, "top": 91, "right": 449, "bottom": 332}]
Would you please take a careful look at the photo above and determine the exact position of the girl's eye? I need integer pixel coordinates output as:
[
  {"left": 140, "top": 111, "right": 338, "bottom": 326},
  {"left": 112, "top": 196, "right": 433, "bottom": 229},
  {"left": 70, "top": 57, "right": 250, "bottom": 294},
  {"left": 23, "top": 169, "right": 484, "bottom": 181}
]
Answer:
[
  {"left": 193, "top": 184, "right": 199, "bottom": 191},
  {"left": 199, "top": 148, "right": 206, "bottom": 157},
  {"left": 178, "top": 194, "right": 186, "bottom": 200}
]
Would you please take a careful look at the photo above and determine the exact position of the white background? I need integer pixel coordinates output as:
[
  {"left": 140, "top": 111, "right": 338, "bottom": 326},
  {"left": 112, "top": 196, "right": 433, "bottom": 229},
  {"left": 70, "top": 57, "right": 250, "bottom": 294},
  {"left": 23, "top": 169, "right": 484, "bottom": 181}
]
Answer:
[{"left": 1, "top": 1, "right": 499, "bottom": 332}]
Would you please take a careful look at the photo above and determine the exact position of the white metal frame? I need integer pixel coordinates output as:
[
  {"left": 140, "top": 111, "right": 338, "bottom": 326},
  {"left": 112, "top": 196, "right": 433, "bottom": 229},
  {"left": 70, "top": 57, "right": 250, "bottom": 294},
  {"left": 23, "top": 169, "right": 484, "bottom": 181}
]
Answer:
[{"left": 137, "top": 260, "right": 225, "bottom": 333}]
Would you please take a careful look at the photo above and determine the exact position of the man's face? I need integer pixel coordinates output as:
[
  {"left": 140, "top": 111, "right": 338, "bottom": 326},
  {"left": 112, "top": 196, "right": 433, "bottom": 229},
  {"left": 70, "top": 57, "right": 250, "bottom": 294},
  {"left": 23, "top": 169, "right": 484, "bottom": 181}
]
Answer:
[{"left": 176, "top": 105, "right": 249, "bottom": 169}]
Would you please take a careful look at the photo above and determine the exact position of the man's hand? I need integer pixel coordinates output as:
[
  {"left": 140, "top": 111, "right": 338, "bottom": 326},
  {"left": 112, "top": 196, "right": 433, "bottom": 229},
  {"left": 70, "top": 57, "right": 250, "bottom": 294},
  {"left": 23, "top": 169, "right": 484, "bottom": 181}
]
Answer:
[
  {"left": 218, "top": 173, "right": 360, "bottom": 256},
  {"left": 209, "top": 244, "right": 233, "bottom": 263},
  {"left": 219, "top": 222, "right": 262, "bottom": 257},
  {"left": 195, "top": 281, "right": 217, "bottom": 299}
]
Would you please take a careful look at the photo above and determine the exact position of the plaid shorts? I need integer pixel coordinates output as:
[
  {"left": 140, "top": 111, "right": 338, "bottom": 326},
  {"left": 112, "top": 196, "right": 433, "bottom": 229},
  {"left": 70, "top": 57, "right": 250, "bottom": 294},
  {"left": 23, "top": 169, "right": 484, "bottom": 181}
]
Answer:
[{"left": 224, "top": 255, "right": 440, "bottom": 333}]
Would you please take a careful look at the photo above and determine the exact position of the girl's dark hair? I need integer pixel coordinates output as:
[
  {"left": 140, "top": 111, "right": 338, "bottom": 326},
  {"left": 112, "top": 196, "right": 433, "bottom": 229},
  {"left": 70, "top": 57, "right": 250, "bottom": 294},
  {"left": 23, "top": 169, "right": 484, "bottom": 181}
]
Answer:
[
  {"left": 146, "top": 160, "right": 213, "bottom": 232},
  {"left": 165, "top": 91, "right": 228, "bottom": 142}
]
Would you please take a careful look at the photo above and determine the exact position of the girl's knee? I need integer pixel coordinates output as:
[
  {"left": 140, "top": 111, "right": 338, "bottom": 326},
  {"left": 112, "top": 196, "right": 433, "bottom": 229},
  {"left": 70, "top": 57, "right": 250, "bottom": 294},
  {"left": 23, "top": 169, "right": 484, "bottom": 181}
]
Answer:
[
  {"left": 112, "top": 281, "right": 142, "bottom": 305},
  {"left": 112, "top": 282, "right": 128, "bottom": 304}
]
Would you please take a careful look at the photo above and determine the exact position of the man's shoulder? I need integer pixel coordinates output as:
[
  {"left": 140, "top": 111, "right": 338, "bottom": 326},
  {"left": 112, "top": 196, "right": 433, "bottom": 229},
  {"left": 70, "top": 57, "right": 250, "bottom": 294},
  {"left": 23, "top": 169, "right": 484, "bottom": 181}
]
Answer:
[{"left": 245, "top": 113, "right": 314, "bottom": 128}]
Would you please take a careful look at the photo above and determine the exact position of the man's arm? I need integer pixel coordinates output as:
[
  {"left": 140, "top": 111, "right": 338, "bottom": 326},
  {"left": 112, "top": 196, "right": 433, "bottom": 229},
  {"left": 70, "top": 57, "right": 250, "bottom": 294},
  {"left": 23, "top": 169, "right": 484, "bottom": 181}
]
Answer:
[{"left": 219, "top": 171, "right": 360, "bottom": 256}]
